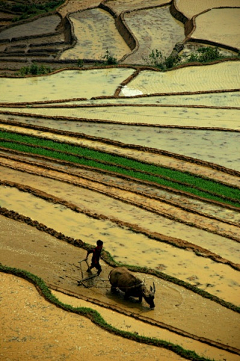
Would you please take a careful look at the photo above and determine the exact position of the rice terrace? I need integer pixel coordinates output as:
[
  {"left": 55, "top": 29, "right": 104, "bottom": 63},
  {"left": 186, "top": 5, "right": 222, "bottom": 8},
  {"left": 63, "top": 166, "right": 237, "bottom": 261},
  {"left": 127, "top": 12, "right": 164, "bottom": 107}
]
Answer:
[{"left": 0, "top": 0, "right": 240, "bottom": 360}]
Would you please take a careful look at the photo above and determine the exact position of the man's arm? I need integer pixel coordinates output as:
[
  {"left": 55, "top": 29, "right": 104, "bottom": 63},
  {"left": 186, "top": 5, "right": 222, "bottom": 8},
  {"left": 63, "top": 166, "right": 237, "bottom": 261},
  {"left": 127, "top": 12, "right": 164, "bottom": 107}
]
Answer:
[{"left": 85, "top": 248, "right": 93, "bottom": 260}]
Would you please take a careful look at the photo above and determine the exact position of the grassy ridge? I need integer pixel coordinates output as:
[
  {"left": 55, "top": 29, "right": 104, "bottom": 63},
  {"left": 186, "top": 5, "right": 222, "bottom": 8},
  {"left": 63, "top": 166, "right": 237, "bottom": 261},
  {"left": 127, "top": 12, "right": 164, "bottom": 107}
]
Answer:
[{"left": 0, "top": 130, "right": 239, "bottom": 207}]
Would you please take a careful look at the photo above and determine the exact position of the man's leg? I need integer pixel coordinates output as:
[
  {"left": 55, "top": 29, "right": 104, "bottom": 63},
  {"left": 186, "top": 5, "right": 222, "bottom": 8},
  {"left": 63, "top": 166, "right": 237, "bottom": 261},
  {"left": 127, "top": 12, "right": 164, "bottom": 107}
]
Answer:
[
  {"left": 96, "top": 263, "right": 102, "bottom": 276},
  {"left": 87, "top": 264, "right": 93, "bottom": 273}
]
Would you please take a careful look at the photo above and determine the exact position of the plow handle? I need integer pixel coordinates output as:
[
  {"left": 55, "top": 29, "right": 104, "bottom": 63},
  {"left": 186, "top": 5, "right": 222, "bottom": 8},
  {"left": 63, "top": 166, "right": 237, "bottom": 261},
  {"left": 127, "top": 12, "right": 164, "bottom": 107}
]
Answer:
[
  {"left": 78, "top": 259, "right": 90, "bottom": 278},
  {"left": 78, "top": 259, "right": 90, "bottom": 267}
]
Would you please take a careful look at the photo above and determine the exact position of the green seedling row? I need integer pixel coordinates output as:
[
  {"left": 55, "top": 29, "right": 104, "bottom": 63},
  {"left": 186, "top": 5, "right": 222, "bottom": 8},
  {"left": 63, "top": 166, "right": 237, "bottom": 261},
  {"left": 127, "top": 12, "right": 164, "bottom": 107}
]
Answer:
[{"left": 0, "top": 130, "right": 239, "bottom": 208}]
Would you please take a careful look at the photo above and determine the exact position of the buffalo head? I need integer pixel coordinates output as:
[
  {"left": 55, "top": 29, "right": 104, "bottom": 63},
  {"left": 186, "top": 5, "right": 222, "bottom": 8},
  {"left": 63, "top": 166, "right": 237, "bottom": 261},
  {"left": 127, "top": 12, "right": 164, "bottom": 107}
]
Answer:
[{"left": 142, "top": 282, "right": 156, "bottom": 309}]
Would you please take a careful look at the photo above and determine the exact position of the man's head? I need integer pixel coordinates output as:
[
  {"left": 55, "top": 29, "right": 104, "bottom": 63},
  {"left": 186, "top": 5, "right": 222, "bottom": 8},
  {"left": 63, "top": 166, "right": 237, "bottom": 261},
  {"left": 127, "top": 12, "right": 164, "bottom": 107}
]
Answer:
[{"left": 97, "top": 240, "right": 103, "bottom": 247}]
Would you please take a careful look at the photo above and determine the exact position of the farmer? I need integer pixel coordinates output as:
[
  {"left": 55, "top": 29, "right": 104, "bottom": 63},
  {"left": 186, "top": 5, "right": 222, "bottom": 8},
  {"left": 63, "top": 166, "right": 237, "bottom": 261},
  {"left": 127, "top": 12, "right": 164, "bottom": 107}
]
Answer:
[{"left": 85, "top": 240, "right": 103, "bottom": 276}]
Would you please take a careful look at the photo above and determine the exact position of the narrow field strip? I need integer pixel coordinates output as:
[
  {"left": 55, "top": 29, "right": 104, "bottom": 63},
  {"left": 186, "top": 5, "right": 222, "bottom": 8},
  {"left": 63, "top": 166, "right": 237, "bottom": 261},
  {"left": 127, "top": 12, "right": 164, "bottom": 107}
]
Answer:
[
  {"left": 58, "top": 0, "right": 101, "bottom": 18},
  {"left": 2, "top": 90, "right": 239, "bottom": 108},
  {"left": 1, "top": 130, "right": 239, "bottom": 208},
  {"left": 1, "top": 105, "right": 239, "bottom": 129},
  {"left": 3, "top": 104, "right": 240, "bottom": 111},
  {"left": 0, "top": 14, "right": 62, "bottom": 40},
  {"left": 1, "top": 159, "right": 240, "bottom": 266}
]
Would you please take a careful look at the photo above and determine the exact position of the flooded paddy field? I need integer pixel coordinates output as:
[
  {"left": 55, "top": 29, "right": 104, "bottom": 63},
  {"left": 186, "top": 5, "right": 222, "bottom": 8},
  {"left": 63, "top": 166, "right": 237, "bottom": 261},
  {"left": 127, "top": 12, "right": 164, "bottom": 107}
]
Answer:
[
  {"left": 0, "top": 1, "right": 240, "bottom": 361},
  {"left": 2, "top": 104, "right": 239, "bottom": 129},
  {"left": 60, "top": 8, "right": 130, "bottom": 61},
  {"left": 104, "top": 0, "right": 171, "bottom": 16},
  {"left": 0, "top": 68, "right": 135, "bottom": 102},
  {"left": 28, "top": 91, "right": 240, "bottom": 107},
  {"left": 120, "top": 61, "right": 240, "bottom": 94},
  {"left": 122, "top": 5, "right": 184, "bottom": 64},
  {"left": 175, "top": 0, "right": 240, "bottom": 20},
  {"left": 192, "top": 8, "right": 240, "bottom": 50},
  {"left": 0, "top": 15, "right": 62, "bottom": 40}
]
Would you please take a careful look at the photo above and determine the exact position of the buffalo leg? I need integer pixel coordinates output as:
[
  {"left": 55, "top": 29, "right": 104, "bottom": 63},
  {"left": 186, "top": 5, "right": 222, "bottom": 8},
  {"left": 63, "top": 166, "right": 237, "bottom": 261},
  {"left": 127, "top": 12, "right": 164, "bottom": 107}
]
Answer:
[
  {"left": 124, "top": 290, "right": 132, "bottom": 300},
  {"left": 111, "top": 285, "right": 117, "bottom": 293}
]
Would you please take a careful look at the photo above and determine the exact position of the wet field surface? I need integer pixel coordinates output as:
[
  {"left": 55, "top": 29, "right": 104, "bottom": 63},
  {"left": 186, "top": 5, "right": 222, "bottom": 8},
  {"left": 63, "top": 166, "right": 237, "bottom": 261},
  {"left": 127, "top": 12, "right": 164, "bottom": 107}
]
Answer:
[{"left": 0, "top": 1, "right": 240, "bottom": 360}]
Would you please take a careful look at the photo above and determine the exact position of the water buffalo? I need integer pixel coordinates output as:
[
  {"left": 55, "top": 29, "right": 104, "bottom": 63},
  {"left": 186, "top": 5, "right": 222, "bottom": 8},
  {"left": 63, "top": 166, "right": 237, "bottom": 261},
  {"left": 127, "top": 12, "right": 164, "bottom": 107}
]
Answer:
[{"left": 109, "top": 267, "right": 155, "bottom": 309}]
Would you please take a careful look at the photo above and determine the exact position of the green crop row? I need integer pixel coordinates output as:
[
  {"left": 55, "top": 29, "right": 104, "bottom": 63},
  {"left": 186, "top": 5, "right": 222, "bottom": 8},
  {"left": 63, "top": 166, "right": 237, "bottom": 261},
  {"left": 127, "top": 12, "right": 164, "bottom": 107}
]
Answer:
[{"left": 0, "top": 130, "right": 239, "bottom": 208}]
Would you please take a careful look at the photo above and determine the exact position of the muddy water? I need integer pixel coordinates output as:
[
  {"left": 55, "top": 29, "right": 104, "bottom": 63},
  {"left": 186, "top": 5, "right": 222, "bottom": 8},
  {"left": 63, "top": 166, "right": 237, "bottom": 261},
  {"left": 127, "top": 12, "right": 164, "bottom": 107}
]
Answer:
[
  {"left": 2, "top": 105, "right": 239, "bottom": 130},
  {"left": 192, "top": 8, "right": 240, "bottom": 49},
  {"left": 2, "top": 62, "right": 239, "bottom": 104},
  {"left": 1, "top": 186, "right": 239, "bottom": 305},
  {"left": 176, "top": 0, "right": 240, "bottom": 19},
  {"left": 60, "top": 8, "right": 130, "bottom": 60},
  {"left": 120, "top": 61, "right": 240, "bottom": 94},
  {"left": 0, "top": 68, "right": 134, "bottom": 103},
  {"left": 123, "top": 6, "right": 184, "bottom": 63},
  {"left": 49, "top": 91, "right": 240, "bottom": 107},
  {"left": 0, "top": 15, "right": 61, "bottom": 40},
  {"left": 106, "top": 0, "right": 171, "bottom": 15}
]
